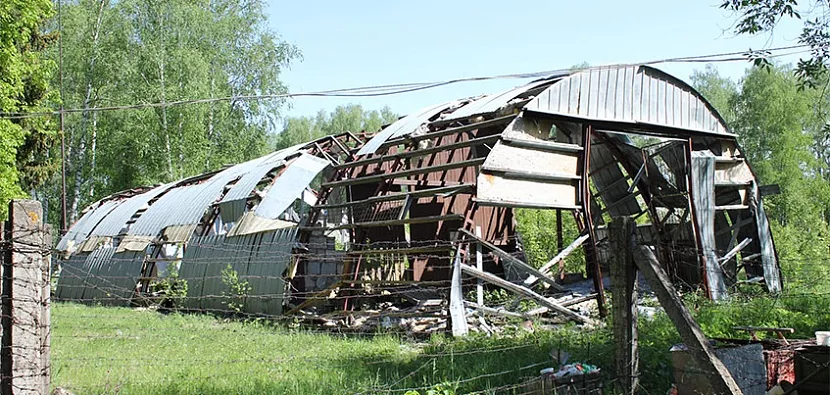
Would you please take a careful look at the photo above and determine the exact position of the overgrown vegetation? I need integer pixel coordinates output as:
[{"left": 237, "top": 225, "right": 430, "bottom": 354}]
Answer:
[{"left": 221, "top": 264, "right": 252, "bottom": 316}]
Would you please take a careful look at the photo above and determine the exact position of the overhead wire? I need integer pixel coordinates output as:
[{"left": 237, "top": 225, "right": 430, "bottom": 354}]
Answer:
[{"left": 0, "top": 43, "right": 818, "bottom": 120}]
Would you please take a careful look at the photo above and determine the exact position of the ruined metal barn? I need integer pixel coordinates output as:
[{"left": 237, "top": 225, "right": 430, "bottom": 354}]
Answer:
[{"left": 55, "top": 65, "right": 782, "bottom": 321}]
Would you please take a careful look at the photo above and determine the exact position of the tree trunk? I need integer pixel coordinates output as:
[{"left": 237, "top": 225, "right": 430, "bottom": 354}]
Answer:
[{"left": 68, "top": 0, "right": 108, "bottom": 222}]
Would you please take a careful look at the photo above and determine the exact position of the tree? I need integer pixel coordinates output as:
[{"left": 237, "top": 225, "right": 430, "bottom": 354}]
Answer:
[
  {"left": 49, "top": 0, "right": 300, "bottom": 223},
  {"left": 721, "top": 0, "right": 830, "bottom": 86},
  {"left": 275, "top": 104, "right": 398, "bottom": 150},
  {"left": 693, "top": 64, "right": 830, "bottom": 283},
  {"left": 0, "top": 0, "right": 58, "bottom": 219}
]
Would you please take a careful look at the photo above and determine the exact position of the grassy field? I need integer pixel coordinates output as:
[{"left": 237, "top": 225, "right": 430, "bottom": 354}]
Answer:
[
  {"left": 52, "top": 303, "right": 623, "bottom": 394},
  {"left": 51, "top": 288, "right": 830, "bottom": 394}
]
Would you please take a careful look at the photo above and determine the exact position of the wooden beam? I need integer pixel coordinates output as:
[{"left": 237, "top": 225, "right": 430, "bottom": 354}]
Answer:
[
  {"left": 321, "top": 214, "right": 464, "bottom": 230},
  {"left": 449, "top": 253, "right": 468, "bottom": 337},
  {"left": 336, "top": 134, "right": 501, "bottom": 170},
  {"left": 609, "top": 217, "right": 639, "bottom": 395},
  {"left": 632, "top": 244, "right": 742, "bottom": 395},
  {"left": 458, "top": 229, "right": 566, "bottom": 292},
  {"left": 460, "top": 264, "right": 594, "bottom": 325},
  {"left": 501, "top": 137, "right": 583, "bottom": 153},
  {"left": 314, "top": 184, "right": 473, "bottom": 209},
  {"left": 525, "top": 233, "right": 590, "bottom": 286},
  {"left": 376, "top": 115, "right": 515, "bottom": 152},
  {"left": 322, "top": 158, "right": 485, "bottom": 189},
  {"left": 718, "top": 238, "right": 752, "bottom": 264}
]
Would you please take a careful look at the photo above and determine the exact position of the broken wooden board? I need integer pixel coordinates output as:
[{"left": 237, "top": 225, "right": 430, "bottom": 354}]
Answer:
[{"left": 459, "top": 264, "right": 594, "bottom": 325}]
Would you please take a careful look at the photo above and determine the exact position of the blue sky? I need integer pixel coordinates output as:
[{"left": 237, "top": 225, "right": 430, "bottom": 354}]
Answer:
[{"left": 266, "top": 0, "right": 803, "bottom": 120}]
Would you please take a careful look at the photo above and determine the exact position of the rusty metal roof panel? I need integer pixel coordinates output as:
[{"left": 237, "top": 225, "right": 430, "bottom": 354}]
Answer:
[
  {"left": 88, "top": 184, "right": 172, "bottom": 237},
  {"left": 356, "top": 101, "right": 458, "bottom": 156},
  {"left": 56, "top": 199, "right": 122, "bottom": 251},
  {"left": 525, "top": 65, "right": 730, "bottom": 135},
  {"left": 255, "top": 153, "right": 330, "bottom": 219}
]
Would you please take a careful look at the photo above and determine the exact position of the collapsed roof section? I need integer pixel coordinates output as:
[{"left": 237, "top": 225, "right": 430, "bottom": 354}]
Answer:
[{"left": 55, "top": 65, "right": 782, "bottom": 320}]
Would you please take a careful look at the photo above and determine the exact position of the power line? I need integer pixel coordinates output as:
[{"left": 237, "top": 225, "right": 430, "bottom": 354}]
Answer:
[{"left": 0, "top": 43, "right": 814, "bottom": 120}]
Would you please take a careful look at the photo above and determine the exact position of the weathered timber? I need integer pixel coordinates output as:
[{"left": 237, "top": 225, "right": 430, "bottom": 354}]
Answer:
[
  {"left": 525, "top": 233, "right": 590, "bottom": 286},
  {"left": 322, "top": 158, "right": 485, "bottom": 189},
  {"left": 449, "top": 253, "right": 468, "bottom": 337},
  {"left": 315, "top": 184, "right": 474, "bottom": 209},
  {"left": 336, "top": 134, "right": 501, "bottom": 170},
  {"left": 718, "top": 238, "right": 752, "bottom": 264},
  {"left": 376, "top": 115, "right": 515, "bottom": 151},
  {"left": 318, "top": 214, "right": 464, "bottom": 231},
  {"left": 458, "top": 228, "right": 566, "bottom": 292},
  {"left": 632, "top": 244, "right": 742, "bottom": 395},
  {"left": 459, "top": 264, "right": 593, "bottom": 325},
  {"left": 609, "top": 217, "right": 639, "bottom": 395}
]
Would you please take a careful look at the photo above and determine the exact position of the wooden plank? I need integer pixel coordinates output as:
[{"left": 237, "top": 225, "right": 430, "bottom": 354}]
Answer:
[
  {"left": 458, "top": 229, "right": 566, "bottom": 292},
  {"left": 718, "top": 238, "right": 752, "bottom": 264},
  {"left": 475, "top": 226, "right": 484, "bottom": 306},
  {"left": 336, "top": 134, "right": 501, "bottom": 170},
  {"left": 525, "top": 233, "right": 590, "bottom": 286},
  {"left": 459, "top": 264, "right": 594, "bottom": 325},
  {"left": 322, "top": 158, "right": 485, "bottom": 189},
  {"left": 501, "top": 136, "right": 583, "bottom": 153},
  {"left": 378, "top": 114, "right": 515, "bottom": 150},
  {"left": 314, "top": 184, "right": 474, "bottom": 209},
  {"left": 449, "top": 253, "right": 468, "bottom": 337},
  {"left": 322, "top": 214, "right": 464, "bottom": 230},
  {"left": 631, "top": 244, "right": 742, "bottom": 395},
  {"left": 609, "top": 217, "right": 639, "bottom": 395}
]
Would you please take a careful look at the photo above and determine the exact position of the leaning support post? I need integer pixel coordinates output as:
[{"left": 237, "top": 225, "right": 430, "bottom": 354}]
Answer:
[
  {"left": 631, "top": 244, "right": 742, "bottom": 395},
  {"left": 449, "top": 251, "right": 468, "bottom": 337},
  {"left": 609, "top": 217, "right": 639, "bottom": 395}
]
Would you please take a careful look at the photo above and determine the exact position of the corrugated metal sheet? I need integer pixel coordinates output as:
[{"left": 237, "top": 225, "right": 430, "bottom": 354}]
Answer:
[
  {"left": 218, "top": 143, "right": 309, "bottom": 223},
  {"left": 356, "top": 101, "right": 457, "bottom": 156},
  {"left": 255, "top": 153, "right": 330, "bottom": 219},
  {"left": 56, "top": 200, "right": 121, "bottom": 251},
  {"left": 442, "top": 78, "right": 562, "bottom": 121},
  {"left": 751, "top": 181, "right": 782, "bottom": 292},
  {"left": 89, "top": 184, "right": 173, "bottom": 237},
  {"left": 691, "top": 154, "right": 728, "bottom": 300},
  {"left": 524, "top": 65, "right": 730, "bottom": 135},
  {"left": 179, "top": 227, "right": 296, "bottom": 315},
  {"left": 127, "top": 157, "right": 266, "bottom": 237}
]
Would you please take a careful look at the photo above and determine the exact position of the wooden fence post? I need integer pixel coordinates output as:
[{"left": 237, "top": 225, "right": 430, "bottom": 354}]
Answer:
[
  {"left": 609, "top": 217, "right": 639, "bottom": 395},
  {"left": 1, "top": 200, "right": 51, "bottom": 395}
]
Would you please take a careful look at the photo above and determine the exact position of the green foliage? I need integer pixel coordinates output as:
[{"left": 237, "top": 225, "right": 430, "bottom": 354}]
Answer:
[
  {"left": 0, "top": 0, "right": 58, "bottom": 219},
  {"left": 221, "top": 264, "right": 251, "bottom": 316},
  {"left": 43, "top": 0, "right": 300, "bottom": 226},
  {"left": 720, "top": 0, "right": 830, "bottom": 87},
  {"left": 275, "top": 104, "right": 398, "bottom": 150},
  {"left": 514, "top": 209, "right": 585, "bottom": 275},
  {"left": 150, "top": 276, "right": 188, "bottom": 312},
  {"left": 692, "top": 64, "right": 830, "bottom": 286}
]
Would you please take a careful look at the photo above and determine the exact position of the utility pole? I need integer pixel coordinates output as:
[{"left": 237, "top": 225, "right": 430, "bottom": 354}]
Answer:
[{"left": 58, "top": 0, "right": 67, "bottom": 235}]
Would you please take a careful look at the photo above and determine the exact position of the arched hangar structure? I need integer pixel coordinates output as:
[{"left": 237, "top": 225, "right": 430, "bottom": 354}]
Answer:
[{"left": 55, "top": 65, "right": 782, "bottom": 319}]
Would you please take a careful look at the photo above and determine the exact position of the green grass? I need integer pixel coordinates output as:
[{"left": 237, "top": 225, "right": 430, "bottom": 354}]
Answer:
[
  {"left": 52, "top": 303, "right": 615, "bottom": 394},
  {"left": 52, "top": 285, "right": 830, "bottom": 394}
]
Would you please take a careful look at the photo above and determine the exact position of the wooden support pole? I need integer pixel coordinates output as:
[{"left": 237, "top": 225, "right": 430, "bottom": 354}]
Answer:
[
  {"left": 556, "top": 209, "right": 564, "bottom": 279},
  {"left": 609, "top": 217, "right": 639, "bottom": 395},
  {"left": 2, "top": 200, "right": 51, "bottom": 395},
  {"left": 631, "top": 244, "right": 742, "bottom": 395},
  {"left": 475, "top": 226, "right": 484, "bottom": 307},
  {"left": 449, "top": 252, "right": 468, "bottom": 337},
  {"left": 460, "top": 264, "right": 595, "bottom": 325}
]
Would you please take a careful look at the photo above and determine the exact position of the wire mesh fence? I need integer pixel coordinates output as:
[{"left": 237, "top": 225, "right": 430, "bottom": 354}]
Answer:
[{"left": 2, "top": 200, "right": 830, "bottom": 394}]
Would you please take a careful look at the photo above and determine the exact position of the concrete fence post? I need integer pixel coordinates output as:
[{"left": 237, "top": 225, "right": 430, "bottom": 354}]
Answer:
[{"left": 1, "top": 200, "right": 51, "bottom": 395}]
